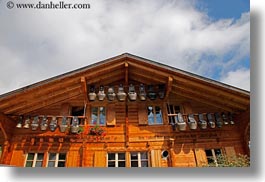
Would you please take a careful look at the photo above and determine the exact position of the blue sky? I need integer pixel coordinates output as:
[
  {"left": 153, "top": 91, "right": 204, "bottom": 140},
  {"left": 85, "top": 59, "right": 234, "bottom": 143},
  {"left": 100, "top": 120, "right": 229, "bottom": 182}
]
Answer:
[
  {"left": 198, "top": 0, "right": 250, "bottom": 20},
  {"left": 0, "top": 0, "right": 250, "bottom": 94}
]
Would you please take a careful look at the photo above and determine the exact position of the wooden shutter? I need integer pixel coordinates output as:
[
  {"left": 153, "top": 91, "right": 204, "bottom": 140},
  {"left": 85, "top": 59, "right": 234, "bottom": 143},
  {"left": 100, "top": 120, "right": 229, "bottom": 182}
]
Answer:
[
  {"left": 10, "top": 150, "right": 25, "bottom": 167},
  {"left": 66, "top": 150, "right": 80, "bottom": 167},
  {"left": 138, "top": 103, "right": 148, "bottom": 125},
  {"left": 94, "top": 151, "right": 106, "bottom": 167},
  {"left": 107, "top": 104, "right": 116, "bottom": 126},
  {"left": 150, "top": 149, "right": 162, "bottom": 167},
  {"left": 194, "top": 148, "right": 208, "bottom": 167}
]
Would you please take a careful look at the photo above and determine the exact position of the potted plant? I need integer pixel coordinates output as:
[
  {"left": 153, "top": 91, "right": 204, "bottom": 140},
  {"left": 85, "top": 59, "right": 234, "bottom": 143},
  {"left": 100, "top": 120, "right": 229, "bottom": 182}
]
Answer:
[{"left": 89, "top": 125, "right": 106, "bottom": 136}]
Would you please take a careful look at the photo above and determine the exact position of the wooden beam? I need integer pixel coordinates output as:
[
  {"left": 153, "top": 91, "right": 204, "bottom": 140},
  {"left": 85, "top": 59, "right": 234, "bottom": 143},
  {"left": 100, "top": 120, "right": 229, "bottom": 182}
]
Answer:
[
  {"left": 128, "top": 61, "right": 249, "bottom": 104},
  {"left": 81, "top": 77, "right": 88, "bottom": 103},
  {"left": 125, "top": 62, "right": 129, "bottom": 86},
  {"left": 172, "top": 85, "right": 247, "bottom": 111},
  {"left": 3, "top": 84, "right": 82, "bottom": 114},
  {"left": 17, "top": 90, "right": 82, "bottom": 115},
  {"left": 0, "top": 122, "right": 8, "bottom": 141},
  {"left": 164, "top": 76, "right": 173, "bottom": 100},
  {"left": 171, "top": 90, "right": 235, "bottom": 112},
  {"left": 0, "top": 78, "right": 81, "bottom": 110}
]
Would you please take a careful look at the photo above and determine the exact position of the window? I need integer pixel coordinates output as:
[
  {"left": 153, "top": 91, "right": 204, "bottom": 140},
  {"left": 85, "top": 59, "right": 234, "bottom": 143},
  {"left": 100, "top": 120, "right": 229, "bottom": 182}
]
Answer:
[
  {"left": 130, "top": 152, "right": 148, "bottom": 167},
  {"left": 167, "top": 104, "right": 181, "bottom": 124},
  {"left": 107, "top": 152, "right": 125, "bottom": 167},
  {"left": 25, "top": 152, "right": 66, "bottom": 167},
  {"left": 205, "top": 149, "right": 222, "bottom": 167},
  {"left": 25, "top": 153, "right": 44, "bottom": 167},
  {"left": 147, "top": 106, "right": 163, "bottom": 125},
  {"left": 47, "top": 153, "right": 66, "bottom": 167},
  {"left": 91, "top": 106, "right": 106, "bottom": 125},
  {"left": 72, "top": 106, "right": 85, "bottom": 124}
]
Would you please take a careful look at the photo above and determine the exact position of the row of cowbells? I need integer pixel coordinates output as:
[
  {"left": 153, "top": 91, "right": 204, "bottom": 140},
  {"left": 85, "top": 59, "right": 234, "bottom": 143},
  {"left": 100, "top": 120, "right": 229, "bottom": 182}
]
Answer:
[
  {"left": 88, "top": 84, "right": 166, "bottom": 101},
  {"left": 16, "top": 116, "right": 81, "bottom": 134},
  {"left": 171, "top": 112, "right": 235, "bottom": 131}
]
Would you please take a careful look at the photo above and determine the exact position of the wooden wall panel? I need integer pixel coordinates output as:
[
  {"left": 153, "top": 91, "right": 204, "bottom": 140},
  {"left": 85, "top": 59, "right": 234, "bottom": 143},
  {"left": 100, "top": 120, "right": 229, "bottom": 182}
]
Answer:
[{"left": 171, "top": 146, "right": 196, "bottom": 167}]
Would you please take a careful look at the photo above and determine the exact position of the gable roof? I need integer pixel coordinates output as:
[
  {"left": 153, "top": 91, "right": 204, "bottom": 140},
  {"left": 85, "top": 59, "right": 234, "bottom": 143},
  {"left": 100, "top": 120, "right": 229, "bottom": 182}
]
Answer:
[{"left": 0, "top": 53, "right": 250, "bottom": 115}]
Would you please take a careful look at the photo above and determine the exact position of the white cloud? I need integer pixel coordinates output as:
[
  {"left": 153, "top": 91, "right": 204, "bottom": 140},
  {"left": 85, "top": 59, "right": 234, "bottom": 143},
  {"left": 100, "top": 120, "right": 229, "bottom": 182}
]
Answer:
[
  {"left": 220, "top": 68, "right": 250, "bottom": 91},
  {"left": 0, "top": 0, "right": 250, "bottom": 94}
]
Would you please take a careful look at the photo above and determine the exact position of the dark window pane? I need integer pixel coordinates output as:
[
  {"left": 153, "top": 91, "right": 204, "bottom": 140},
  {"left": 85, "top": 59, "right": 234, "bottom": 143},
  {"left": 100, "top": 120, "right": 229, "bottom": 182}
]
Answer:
[
  {"left": 25, "top": 161, "right": 33, "bottom": 167},
  {"left": 141, "top": 161, "right": 148, "bottom": 167},
  {"left": 130, "top": 152, "right": 138, "bottom": 160},
  {"left": 49, "top": 153, "right": 56, "bottom": 160},
  {"left": 205, "top": 150, "right": 212, "bottom": 157},
  {"left": 118, "top": 153, "right": 125, "bottom": 160},
  {"left": 108, "top": 153, "right": 115, "bottom": 160},
  {"left": 58, "top": 162, "right": 65, "bottom": 167},
  {"left": 35, "top": 161, "right": 43, "bottom": 167},
  {"left": 27, "top": 153, "right": 34, "bottom": 160},
  {"left": 37, "top": 153, "right": 44, "bottom": 160},
  {"left": 108, "top": 161, "right": 115, "bottom": 167},
  {"left": 59, "top": 153, "right": 66, "bottom": 160},
  {"left": 48, "top": 161, "right": 55, "bottom": 167},
  {"left": 141, "top": 153, "right": 148, "bottom": 160},
  {"left": 131, "top": 161, "right": 138, "bottom": 167},
  {"left": 118, "top": 161, "right": 125, "bottom": 167},
  {"left": 214, "top": 149, "right": 222, "bottom": 156}
]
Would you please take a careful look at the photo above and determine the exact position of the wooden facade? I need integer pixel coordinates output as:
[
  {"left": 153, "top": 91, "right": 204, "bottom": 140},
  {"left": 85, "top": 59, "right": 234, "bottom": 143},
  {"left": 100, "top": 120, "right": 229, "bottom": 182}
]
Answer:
[{"left": 0, "top": 53, "right": 250, "bottom": 167}]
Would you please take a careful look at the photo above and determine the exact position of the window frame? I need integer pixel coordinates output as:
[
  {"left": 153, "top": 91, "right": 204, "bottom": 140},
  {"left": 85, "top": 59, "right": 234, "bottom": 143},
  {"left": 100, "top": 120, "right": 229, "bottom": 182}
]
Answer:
[
  {"left": 107, "top": 152, "right": 126, "bottom": 167},
  {"left": 46, "top": 153, "right": 67, "bottom": 167},
  {"left": 91, "top": 106, "right": 106, "bottom": 126},
  {"left": 205, "top": 148, "right": 222, "bottom": 167},
  {"left": 24, "top": 153, "right": 44, "bottom": 167},
  {"left": 130, "top": 152, "right": 149, "bottom": 167},
  {"left": 167, "top": 104, "right": 181, "bottom": 124},
  {"left": 147, "top": 105, "right": 163, "bottom": 125}
]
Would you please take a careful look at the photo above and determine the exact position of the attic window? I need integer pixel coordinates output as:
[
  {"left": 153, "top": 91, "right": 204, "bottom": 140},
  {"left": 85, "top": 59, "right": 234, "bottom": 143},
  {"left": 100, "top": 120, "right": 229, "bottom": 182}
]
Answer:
[
  {"left": 147, "top": 105, "right": 163, "bottom": 125},
  {"left": 167, "top": 104, "right": 181, "bottom": 124},
  {"left": 71, "top": 106, "right": 85, "bottom": 124},
  {"left": 71, "top": 106, "right": 84, "bottom": 116}
]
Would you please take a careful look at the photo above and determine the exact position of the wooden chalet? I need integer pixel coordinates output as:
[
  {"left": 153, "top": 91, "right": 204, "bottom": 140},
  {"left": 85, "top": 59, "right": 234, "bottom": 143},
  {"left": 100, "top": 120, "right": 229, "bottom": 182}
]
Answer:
[{"left": 0, "top": 53, "right": 250, "bottom": 167}]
